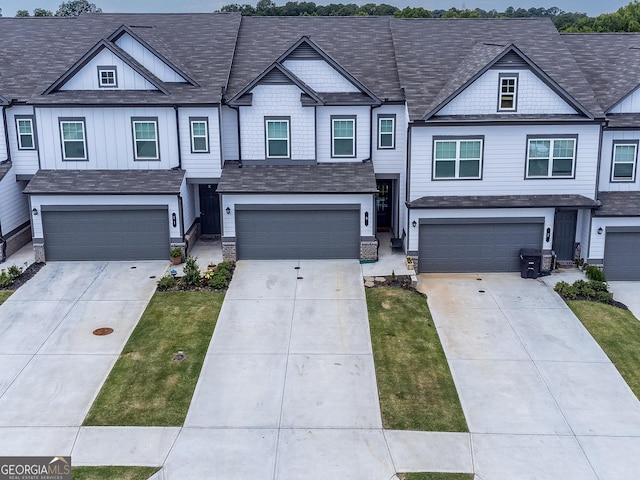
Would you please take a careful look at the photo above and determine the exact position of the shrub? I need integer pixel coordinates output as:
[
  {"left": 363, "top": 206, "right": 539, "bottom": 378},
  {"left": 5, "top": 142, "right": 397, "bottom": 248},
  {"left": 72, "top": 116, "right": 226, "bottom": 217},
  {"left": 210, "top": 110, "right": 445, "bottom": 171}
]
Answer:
[
  {"left": 555, "top": 278, "right": 613, "bottom": 305},
  {"left": 0, "top": 270, "right": 12, "bottom": 288},
  {"left": 595, "top": 291, "right": 613, "bottom": 303},
  {"left": 585, "top": 265, "right": 606, "bottom": 282},
  {"left": 554, "top": 281, "right": 577, "bottom": 299},
  {"left": 169, "top": 247, "right": 182, "bottom": 258},
  {"left": 7, "top": 265, "right": 22, "bottom": 280},
  {"left": 209, "top": 269, "right": 229, "bottom": 289},
  {"left": 157, "top": 275, "right": 177, "bottom": 291},
  {"left": 182, "top": 256, "right": 201, "bottom": 286}
]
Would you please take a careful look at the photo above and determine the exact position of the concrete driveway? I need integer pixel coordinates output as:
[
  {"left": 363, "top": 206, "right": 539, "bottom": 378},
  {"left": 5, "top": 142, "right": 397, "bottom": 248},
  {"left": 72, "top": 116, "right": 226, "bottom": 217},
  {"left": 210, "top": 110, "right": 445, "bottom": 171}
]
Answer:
[
  {"left": 0, "top": 261, "right": 167, "bottom": 452},
  {"left": 609, "top": 281, "right": 640, "bottom": 319},
  {"left": 420, "top": 273, "right": 640, "bottom": 479}
]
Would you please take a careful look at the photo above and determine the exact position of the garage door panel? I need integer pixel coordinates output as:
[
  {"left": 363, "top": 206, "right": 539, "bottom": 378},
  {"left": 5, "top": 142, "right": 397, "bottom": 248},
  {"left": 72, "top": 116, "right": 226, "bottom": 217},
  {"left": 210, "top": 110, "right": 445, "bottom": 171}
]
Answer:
[
  {"left": 43, "top": 209, "right": 169, "bottom": 261},
  {"left": 419, "top": 222, "right": 543, "bottom": 273},
  {"left": 236, "top": 208, "right": 360, "bottom": 260},
  {"left": 604, "top": 232, "right": 640, "bottom": 281}
]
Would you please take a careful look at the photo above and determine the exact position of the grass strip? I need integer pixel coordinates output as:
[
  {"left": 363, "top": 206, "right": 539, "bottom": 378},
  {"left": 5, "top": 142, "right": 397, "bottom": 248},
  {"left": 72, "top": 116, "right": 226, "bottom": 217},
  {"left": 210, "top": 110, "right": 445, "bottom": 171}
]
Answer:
[
  {"left": 0, "top": 290, "right": 12, "bottom": 306},
  {"left": 400, "top": 474, "right": 474, "bottom": 480},
  {"left": 72, "top": 466, "right": 160, "bottom": 480},
  {"left": 366, "top": 286, "right": 467, "bottom": 431},
  {"left": 84, "top": 291, "right": 224, "bottom": 426},
  {"left": 568, "top": 300, "right": 640, "bottom": 398}
]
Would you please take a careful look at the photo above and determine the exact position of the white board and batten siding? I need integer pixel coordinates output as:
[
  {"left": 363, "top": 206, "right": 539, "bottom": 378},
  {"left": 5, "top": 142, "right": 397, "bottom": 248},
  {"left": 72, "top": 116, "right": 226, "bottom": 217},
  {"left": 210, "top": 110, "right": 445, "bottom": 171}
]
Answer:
[
  {"left": 589, "top": 217, "right": 640, "bottom": 260},
  {"left": 240, "top": 84, "right": 315, "bottom": 161},
  {"left": 599, "top": 130, "right": 640, "bottom": 192},
  {"left": 282, "top": 60, "right": 360, "bottom": 93},
  {"left": 407, "top": 207, "right": 556, "bottom": 254},
  {"left": 6, "top": 105, "right": 39, "bottom": 176},
  {"left": 437, "top": 69, "right": 577, "bottom": 116},
  {"left": 30, "top": 194, "right": 182, "bottom": 239},
  {"left": 221, "top": 193, "right": 375, "bottom": 238},
  {"left": 0, "top": 110, "right": 6, "bottom": 161},
  {"left": 60, "top": 49, "right": 156, "bottom": 91},
  {"left": 221, "top": 106, "right": 239, "bottom": 161},
  {"left": 36, "top": 107, "right": 179, "bottom": 170},
  {"left": 316, "top": 105, "right": 370, "bottom": 163},
  {"left": 115, "top": 33, "right": 186, "bottom": 83},
  {"left": 180, "top": 181, "right": 197, "bottom": 233},
  {"left": 409, "top": 123, "right": 601, "bottom": 200},
  {"left": 0, "top": 171, "right": 29, "bottom": 235},
  {"left": 178, "top": 107, "right": 222, "bottom": 179}
]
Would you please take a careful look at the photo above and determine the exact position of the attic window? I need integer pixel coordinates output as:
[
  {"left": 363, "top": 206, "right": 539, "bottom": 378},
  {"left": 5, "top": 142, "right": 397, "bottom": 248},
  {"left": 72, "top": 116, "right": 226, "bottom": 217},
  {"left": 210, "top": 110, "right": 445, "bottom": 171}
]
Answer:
[
  {"left": 498, "top": 74, "right": 518, "bottom": 111},
  {"left": 98, "top": 66, "right": 118, "bottom": 88}
]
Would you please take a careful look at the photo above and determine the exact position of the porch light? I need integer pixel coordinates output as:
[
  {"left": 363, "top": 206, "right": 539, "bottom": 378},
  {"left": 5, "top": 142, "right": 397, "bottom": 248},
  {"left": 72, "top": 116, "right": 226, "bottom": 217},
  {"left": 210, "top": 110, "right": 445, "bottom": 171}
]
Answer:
[
  {"left": 364, "top": 211, "right": 369, "bottom": 227},
  {"left": 32, "top": 207, "right": 38, "bottom": 216},
  {"left": 226, "top": 207, "right": 231, "bottom": 215},
  {"left": 597, "top": 227, "right": 603, "bottom": 235},
  {"left": 172, "top": 212, "right": 177, "bottom": 227},
  {"left": 412, "top": 220, "right": 417, "bottom": 228}
]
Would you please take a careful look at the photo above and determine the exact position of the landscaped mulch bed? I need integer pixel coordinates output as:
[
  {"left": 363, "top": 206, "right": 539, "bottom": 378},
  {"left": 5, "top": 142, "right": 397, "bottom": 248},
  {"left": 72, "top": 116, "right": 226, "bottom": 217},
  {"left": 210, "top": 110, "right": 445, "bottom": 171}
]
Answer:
[{"left": 0, "top": 262, "right": 45, "bottom": 290}]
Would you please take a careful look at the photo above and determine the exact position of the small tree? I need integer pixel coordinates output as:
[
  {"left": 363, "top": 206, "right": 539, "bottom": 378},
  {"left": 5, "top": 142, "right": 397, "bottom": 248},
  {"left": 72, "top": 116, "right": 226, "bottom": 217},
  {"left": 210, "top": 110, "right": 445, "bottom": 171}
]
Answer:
[
  {"left": 34, "top": 8, "right": 54, "bottom": 16},
  {"left": 55, "top": 0, "right": 102, "bottom": 17},
  {"left": 16, "top": 10, "right": 30, "bottom": 16}
]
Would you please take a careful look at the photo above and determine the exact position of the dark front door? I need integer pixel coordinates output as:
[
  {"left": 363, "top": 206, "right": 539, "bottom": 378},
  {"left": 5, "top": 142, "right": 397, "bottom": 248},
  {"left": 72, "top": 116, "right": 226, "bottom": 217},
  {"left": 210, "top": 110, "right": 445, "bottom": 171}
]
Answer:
[
  {"left": 553, "top": 210, "right": 577, "bottom": 261},
  {"left": 376, "top": 180, "right": 392, "bottom": 231},
  {"left": 199, "top": 184, "right": 221, "bottom": 235}
]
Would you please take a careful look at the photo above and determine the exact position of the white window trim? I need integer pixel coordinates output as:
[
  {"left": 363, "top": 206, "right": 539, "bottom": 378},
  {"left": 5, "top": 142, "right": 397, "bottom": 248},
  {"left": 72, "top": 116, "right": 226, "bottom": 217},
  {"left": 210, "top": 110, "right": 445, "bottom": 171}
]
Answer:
[
  {"left": 331, "top": 117, "right": 356, "bottom": 158},
  {"left": 498, "top": 75, "right": 518, "bottom": 112},
  {"left": 611, "top": 142, "right": 638, "bottom": 182},
  {"left": 132, "top": 119, "right": 159, "bottom": 160},
  {"left": 59, "top": 119, "right": 87, "bottom": 161},
  {"left": 525, "top": 137, "right": 577, "bottom": 179},
  {"left": 16, "top": 117, "right": 36, "bottom": 150},
  {"left": 265, "top": 119, "right": 290, "bottom": 159},
  {"left": 97, "top": 66, "right": 118, "bottom": 88},
  {"left": 190, "top": 119, "right": 209, "bottom": 154},
  {"left": 433, "top": 138, "right": 483, "bottom": 180},
  {"left": 378, "top": 116, "right": 395, "bottom": 150}
]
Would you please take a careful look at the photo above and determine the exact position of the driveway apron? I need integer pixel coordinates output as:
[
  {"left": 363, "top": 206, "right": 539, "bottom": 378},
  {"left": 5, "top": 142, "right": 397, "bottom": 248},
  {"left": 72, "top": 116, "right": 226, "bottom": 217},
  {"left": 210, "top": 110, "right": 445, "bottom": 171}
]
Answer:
[
  {"left": 421, "top": 273, "right": 640, "bottom": 480},
  {"left": 166, "top": 260, "right": 396, "bottom": 480}
]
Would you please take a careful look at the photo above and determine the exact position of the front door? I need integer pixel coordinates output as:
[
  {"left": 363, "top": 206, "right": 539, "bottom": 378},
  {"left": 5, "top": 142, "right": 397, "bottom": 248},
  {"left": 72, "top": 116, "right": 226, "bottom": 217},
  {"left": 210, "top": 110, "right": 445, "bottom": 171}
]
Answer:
[
  {"left": 199, "top": 184, "right": 221, "bottom": 235},
  {"left": 553, "top": 210, "right": 577, "bottom": 261},
  {"left": 376, "top": 180, "right": 392, "bottom": 232}
]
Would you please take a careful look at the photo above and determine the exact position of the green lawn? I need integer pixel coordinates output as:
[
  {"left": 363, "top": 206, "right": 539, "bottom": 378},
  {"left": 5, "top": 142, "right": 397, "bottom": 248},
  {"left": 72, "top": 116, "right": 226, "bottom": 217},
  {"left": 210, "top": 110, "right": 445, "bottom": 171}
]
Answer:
[
  {"left": 84, "top": 291, "right": 224, "bottom": 426},
  {"left": 366, "top": 286, "right": 468, "bottom": 432},
  {"left": 568, "top": 300, "right": 640, "bottom": 398},
  {"left": 0, "top": 290, "right": 12, "bottom": 306},
  {"left": 400, "top": 474, "right": 474, "bottom": 480},
  {"left": 72, "top": 467, "right": 159, "bottom": 480}
]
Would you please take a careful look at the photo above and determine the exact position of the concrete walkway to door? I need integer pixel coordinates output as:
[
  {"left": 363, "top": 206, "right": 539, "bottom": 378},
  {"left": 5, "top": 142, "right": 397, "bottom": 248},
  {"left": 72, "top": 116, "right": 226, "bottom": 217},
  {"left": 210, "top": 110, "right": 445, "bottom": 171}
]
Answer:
[{"left": 420, "top": 273, "right": 640, "bottom": 479}]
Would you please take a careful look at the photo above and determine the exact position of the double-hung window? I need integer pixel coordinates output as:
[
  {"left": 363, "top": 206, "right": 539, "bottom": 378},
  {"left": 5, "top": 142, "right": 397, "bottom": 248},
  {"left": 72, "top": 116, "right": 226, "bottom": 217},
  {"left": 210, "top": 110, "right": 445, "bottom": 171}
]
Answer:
[
  {"left": 526, "top": 137, "right": 576, "bottom": 178},
  {"left": 97, "top": 66, "right": 117, "bottom": 88},
  {"left": 611, "top": 142, "right": 638, "bottom": 182},
  {"left": 16, "top": 117, "right": 35, "bottom": 150},
  {"left": 332, "top": 117, "right": 355, "bottom": 157},
  {"left": 378, "top": 115, "right": 395, "bottom": 149},
  {"left": 433, "top": 138, "right": 483, "bottom": 179},
  {"left": 59, "top": 119, "right": 87, "bottom": 160},
  {"left": 132, "top": 118, "right": 159, "bottom": 160},
  {"left": 265, "top": 118, "right": 290, "bottom": 158},
  {"left": 190, "top": 118, "right": 209, "bottom": 153},
  {"left": 498, "top": 74, "right": 518, "bottom": 111}
]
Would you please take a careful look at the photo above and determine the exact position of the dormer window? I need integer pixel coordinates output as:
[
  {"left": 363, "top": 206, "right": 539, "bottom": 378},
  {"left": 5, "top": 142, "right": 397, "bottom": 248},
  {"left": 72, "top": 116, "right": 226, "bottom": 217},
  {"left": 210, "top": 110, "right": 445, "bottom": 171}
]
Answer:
[
  {"left": 98, "top": 66, "right": 118, "bottom": 88},
  {"left": 498, "top": 74, "right": 518, "bottom": 111}
]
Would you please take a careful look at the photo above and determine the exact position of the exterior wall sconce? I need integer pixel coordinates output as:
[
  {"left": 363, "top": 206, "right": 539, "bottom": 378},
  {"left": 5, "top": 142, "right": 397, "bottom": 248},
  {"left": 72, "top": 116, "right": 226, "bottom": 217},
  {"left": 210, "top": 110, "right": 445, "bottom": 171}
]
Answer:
[
  {"left": 412, "top": 220, "right": 417, "bottom": 228},
  {"left": 172, "top": 212, "right": 177, "bottom": 228},
  {"left": 545, "top": 227, "right": 551, "bottom": 242},
  {"left": 32, "top": 207, "right": 38, "bottom": 216},
  {"left": 597, "top": 227, "right": 603, "bottom": 235},
  {"left": 226, "top": 207, "right": 231, "bottom": 215},
  {"left": 364, "top": 211, "right": 369, "bottom": 226}
]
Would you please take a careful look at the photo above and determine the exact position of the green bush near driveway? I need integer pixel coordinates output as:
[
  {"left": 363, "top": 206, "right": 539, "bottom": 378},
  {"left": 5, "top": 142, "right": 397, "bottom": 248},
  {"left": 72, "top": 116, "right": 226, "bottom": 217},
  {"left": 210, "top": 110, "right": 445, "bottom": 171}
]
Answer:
[
  {"left": 400, "top": 473, "right": 474, "bottom": 480},
  {"left": 83, "top": 291, "right": 224, "bottom": 426},
  {"left": 366, "top": 286, "right": 468, "bottom": 432}
]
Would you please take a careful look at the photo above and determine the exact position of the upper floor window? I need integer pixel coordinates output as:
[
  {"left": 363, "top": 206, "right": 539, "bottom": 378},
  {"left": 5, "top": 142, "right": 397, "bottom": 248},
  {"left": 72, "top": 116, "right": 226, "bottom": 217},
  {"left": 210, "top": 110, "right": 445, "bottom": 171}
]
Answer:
[
  {"left": 499, "top": 74, "right": 518, "bottom": 111},
  {"left": 16, "top": 117, "right": 36, "bottom": 150},
  {"left": 611, "top": 141, "right": 638, "bottom": 182},
  {"left": 332, "top": 117, "right": 355, "bottom": 158},
  {"left": 378, "top": 115, "right": 395, "bottom": 149},
  {"left": 265, "top": 118, "right": 290, "bottom": 158},
  {"left": 433, "top": 137, "right": 483, "bottom": 180},
  {"left": 98, "top": 66, "right": 118, "bottom": 88},
  {"left": 132, "top": 118, "right": 159, "bottom": 160},
  {"left": 190, "top": 118, "right": 209, "bottom": 153},
  {"left": 59, "top": 119, "right": 87, "bottom": 160},
  {"left": 526, "top": 137, "right": 576, "bottom": 178}
]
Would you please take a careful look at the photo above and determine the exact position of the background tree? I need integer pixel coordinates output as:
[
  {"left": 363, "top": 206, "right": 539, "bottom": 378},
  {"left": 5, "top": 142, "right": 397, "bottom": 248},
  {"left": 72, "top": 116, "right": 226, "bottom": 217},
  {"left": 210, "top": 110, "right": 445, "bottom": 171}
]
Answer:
[
  {"left": 16, "top": 8, "right": 54, "bottom": 16},
  {"left": 55, "top": 0, "right": 102, "bottom": 16}
]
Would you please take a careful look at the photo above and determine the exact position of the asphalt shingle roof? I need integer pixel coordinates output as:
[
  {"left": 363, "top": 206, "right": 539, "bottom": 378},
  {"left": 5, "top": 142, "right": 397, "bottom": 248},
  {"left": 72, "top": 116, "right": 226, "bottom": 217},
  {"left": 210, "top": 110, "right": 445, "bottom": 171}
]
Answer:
[
  {"left": 595, "top": 191, "right": 640, "bottom": 217},
  {"left": 23, "top": 169, "right": 185, "bottom": 195},
  {"left": 217, "top": 161, "right": 377, "bottom": 194},
  {"left": 409, "top": 194, "right": 600, "bottom": 209}
]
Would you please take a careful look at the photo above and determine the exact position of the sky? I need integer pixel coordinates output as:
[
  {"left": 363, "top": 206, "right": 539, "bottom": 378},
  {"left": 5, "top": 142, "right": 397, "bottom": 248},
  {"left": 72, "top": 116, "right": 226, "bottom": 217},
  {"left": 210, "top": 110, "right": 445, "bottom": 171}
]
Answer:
[{"left": 2, "top": 0, "right": 630, "bottom": 17}]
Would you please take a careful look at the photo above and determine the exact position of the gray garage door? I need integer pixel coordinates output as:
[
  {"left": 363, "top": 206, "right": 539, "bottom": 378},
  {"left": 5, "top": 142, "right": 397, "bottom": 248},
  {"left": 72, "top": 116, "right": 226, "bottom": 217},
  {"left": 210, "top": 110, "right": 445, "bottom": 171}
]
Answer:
[
  {"left": 235, "top": 206, "right": 360, "bottom": 260},
  {"left": 604, "top": 231, "right": 640, "bottom": 280},
  {"left": 418, "top": 220, "right": 544, "bottom": 273},
  {"left": 42, "top": 208, "right": 170, "bottom": 261}
]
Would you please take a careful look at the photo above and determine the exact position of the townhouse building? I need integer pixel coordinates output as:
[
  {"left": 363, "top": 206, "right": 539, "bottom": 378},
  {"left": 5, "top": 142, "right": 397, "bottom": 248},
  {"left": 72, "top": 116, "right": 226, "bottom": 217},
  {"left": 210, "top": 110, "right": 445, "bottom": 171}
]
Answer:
[{"left": 0, "top": 13, "right": 638, "bottom": 279}]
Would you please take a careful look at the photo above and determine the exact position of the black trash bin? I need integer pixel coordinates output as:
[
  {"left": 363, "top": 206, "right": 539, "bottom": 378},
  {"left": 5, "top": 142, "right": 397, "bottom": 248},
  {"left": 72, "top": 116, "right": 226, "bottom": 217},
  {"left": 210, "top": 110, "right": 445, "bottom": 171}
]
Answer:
[{"left": 519, "top": 248, "right": 541, "bottom": 279}]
